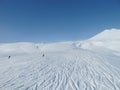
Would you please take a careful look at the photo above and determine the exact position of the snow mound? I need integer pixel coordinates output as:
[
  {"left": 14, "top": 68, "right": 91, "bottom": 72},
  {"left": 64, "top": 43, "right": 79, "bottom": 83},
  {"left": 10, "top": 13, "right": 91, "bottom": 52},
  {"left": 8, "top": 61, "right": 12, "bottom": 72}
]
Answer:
[{"left": 0, "top": 42, "right": 36, "bottom": 53}]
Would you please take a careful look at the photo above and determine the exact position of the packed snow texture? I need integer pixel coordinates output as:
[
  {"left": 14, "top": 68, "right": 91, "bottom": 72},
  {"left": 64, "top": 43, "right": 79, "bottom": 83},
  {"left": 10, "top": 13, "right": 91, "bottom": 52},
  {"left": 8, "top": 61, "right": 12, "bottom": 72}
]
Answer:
[{"left": 0, "top": 29, "right": 120, "bottom": 90}]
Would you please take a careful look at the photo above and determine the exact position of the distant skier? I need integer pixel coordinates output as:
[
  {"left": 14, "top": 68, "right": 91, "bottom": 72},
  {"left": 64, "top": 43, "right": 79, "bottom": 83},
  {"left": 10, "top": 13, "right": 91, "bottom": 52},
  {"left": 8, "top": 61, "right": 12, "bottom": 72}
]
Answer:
[
  {"left": 42, "top": 54, "right": 45, "bottom": 57},
  {"left": 36, "top": 46, "right": 39, "bottom": 49},
  {"left": 8, "top": 56, "right": 11, "bottom": 59}
]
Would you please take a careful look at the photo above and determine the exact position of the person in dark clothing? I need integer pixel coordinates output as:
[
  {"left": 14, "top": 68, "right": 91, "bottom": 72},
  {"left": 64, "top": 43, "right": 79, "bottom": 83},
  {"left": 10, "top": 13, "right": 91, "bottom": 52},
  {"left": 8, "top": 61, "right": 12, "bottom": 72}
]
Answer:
[
  {"left": 8, "top": 56, "right": 11, "bottom": 59},
  {"left": 42, "top": 54, "right": 45, "bottom": 57}
]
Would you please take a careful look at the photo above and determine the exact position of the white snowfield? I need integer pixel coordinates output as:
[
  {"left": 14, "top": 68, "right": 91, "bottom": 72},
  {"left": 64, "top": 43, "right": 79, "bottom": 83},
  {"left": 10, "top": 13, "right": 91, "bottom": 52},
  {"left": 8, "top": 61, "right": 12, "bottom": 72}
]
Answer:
[{"left": 0, "top": 29, "right": 120, "bottom": 90}]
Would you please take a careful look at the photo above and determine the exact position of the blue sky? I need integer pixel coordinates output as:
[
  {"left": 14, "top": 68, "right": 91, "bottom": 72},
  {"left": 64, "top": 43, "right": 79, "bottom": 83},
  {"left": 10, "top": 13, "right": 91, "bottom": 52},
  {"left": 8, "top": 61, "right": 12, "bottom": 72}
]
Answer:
[{"left": 0, "top": 0, "right": 120, "bottom": 42}]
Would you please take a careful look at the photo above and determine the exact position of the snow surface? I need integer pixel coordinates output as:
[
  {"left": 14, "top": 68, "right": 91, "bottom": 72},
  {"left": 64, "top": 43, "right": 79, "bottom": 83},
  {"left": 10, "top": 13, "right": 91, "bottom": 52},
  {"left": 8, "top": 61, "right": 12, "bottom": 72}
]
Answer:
[{"left": 0, "top": 29, "right": 120, "bottom": 90}]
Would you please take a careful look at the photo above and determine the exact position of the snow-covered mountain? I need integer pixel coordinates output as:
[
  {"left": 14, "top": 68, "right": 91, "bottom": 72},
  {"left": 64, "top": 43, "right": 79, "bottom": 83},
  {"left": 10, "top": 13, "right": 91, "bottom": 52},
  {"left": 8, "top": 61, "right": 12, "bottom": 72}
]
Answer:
[
  {"left": 91, "top": 28, "right": 120, "bottom": 40},
  {"left": 0, "top": 29, "right": 120, "bottom": 90},
  {"left": 79, "top": 29, "right": 120, "bottom": 52}
]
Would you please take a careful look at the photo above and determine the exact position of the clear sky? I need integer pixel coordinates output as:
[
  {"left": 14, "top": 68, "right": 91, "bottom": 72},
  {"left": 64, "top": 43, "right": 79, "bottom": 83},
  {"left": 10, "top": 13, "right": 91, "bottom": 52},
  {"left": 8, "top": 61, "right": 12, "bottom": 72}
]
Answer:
[{"left": 0, "top": 0, "right": 120, "bottom": 43}]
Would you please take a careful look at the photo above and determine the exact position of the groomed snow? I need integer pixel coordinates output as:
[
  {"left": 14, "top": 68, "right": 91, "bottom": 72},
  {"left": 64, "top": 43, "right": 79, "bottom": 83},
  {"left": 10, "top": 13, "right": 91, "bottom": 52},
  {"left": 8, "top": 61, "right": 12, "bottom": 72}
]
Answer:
[{"left": 0, "top": 29, "right": 120, "bottom": 90}]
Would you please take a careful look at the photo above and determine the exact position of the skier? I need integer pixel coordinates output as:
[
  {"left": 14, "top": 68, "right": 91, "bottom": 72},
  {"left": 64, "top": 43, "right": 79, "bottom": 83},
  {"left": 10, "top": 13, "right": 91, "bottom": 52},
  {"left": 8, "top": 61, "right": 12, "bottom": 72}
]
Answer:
[
  {"left": 42, "top": 54, "right": 45, "bottom": 57},
  {"left": 8, "top": 56, "right": 11, "bottom": 59}
]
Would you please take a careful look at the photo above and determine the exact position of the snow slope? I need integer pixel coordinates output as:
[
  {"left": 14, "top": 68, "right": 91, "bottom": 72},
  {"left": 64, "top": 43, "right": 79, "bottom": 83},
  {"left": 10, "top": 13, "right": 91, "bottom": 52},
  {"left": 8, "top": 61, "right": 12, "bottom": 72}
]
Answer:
[
  {"left": 91, "top": 28, "right": 120, "bottom": 40},
  {"left": 78, "top": 29, "right": 120, "bottom": 52},
  {"left": 0, "top": 29, "right": 120, "bottom": 90}
]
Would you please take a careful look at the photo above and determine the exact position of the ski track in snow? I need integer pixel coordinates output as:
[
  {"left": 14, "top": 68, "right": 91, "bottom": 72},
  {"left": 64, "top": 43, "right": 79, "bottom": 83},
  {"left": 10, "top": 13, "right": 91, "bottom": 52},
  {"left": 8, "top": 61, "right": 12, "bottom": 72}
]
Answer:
[{"left": 0, "top": 48, "right": 120, "bottom": 90}]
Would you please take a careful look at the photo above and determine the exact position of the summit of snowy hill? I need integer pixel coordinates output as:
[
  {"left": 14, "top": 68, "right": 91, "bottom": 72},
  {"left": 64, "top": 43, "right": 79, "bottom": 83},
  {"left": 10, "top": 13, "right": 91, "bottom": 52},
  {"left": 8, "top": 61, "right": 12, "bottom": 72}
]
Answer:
[
  {"left": 90, "top": 28, "right": 120, "bottom": 40},
  {"left": 78, "top": 29, "right": 120, "bottom": 52}
]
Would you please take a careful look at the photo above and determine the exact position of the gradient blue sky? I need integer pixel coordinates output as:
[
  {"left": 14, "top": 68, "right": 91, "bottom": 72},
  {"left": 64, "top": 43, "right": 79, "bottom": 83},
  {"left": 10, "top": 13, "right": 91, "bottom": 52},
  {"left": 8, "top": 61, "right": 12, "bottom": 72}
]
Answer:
[{"left": 0, "top": 0, "right": 120, "bottom": 43}]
